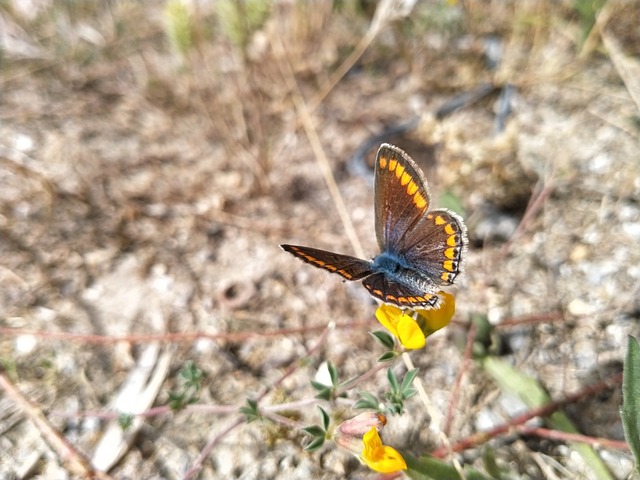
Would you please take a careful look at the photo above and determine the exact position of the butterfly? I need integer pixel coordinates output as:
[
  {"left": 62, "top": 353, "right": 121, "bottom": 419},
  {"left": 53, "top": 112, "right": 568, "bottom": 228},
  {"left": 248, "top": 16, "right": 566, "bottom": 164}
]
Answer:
[{"left": 281, "top": 143, "right": 467, "bottom": 308}]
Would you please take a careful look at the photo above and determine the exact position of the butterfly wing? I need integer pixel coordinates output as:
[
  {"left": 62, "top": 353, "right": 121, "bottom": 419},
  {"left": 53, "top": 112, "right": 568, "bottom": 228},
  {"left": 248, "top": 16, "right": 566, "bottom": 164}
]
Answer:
[
  {"left": 400, "top": 209, "right": 468, "bottom": 286},
  {"left": 280, "top": 244, "right": 373, "bottom": 281},
  {"left": 362, "top": 273, "right": 440, "bottom": 307},
  {"left": 282, "top": 144, "right": 466, "bottom": 306},
  {"left": 374, "top": 144, "right": 432, "bottom": 253}
]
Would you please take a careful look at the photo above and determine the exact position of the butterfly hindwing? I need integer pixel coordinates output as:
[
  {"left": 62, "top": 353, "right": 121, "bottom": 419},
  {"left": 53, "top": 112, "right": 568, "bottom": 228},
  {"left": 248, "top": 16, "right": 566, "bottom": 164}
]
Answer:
[
  {"left": 362, "top": 273, "right": 440, "bottom": 308},
  {"left": 399, "top": 208, "right": 468, "bottom": 286},
  {"left": 280, "top": 244, "right": 373, "bottom": 281}
]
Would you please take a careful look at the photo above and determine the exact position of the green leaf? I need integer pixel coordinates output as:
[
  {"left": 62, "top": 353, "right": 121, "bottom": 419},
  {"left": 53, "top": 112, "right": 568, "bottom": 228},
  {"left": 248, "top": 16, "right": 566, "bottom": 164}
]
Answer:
[
  {"left": 377, "top": 351, "right": 397, "bottom": 362},
  {"left": 403, "top": 452, "right": 491, "bottom": 480},
  {"left": 167, "top": 362, "right": 203, "bottom": 409},
  {"left": 318, "top": 406, "right": 330, "bottom": 431},
  {"left": 401, "top": 368, "right": 420, "bottom": 394},
  {"left": 370, "top": 330, "right": 395, "bottom": 349},
  {"left": 305, "top": 436, "right": 325, "bottom": 452},
  {"left": 327, "top": 361, "right": 338, "bottom": 387},
  {"left": 471, "top": 314, "right": 499, "bottom": 358},
  {"left": 354, "top": 392, "right": 379, "bottom": 410},
  {"left": 303, "top": 425, "right": 325, "bottom": 437},
  {"left": 315, "top": 390, "right": 332, "bottom": 401},
  {"left": 179, "top": 361, "right": 203, "bottom": 387},
  {"left": 480, "top": 356, "right": 550, "bottom": 408},
  {"left": 622, "top": 336, "right": 640, "bottom": 475},
  {"left": 167, "top": 391, "right": 187, "bottom": 411},
  {"left": 309, "top": 380, "right": 325, "bottom": 391},
  {"left": 386, "top": 403, "right": 403, "bottom": 416},
  {"left": 402, "top": 387, "right": 417, "bottom": 400},
  {"left": 387, "top": 368, "right": 399, "bottom": 392},
  {"left": 310, "top": 380, "right": 334, "bottom": 399},
  {"left": 239, "top": 398, "right": 260, "bottom": 422},
  {"left": 573, "top": 0, "right": 606, "bottom": 46},
  {"left": 118, "top": 413, "right": 134, "bottom": 430}
]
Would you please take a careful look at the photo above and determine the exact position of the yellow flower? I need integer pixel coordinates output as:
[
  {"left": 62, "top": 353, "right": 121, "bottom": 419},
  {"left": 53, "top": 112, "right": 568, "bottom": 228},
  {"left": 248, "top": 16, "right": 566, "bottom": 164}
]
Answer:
[
  {"left": 376, "top": 304, "right": 425, "bottom": 350},
  {"left": 334, "top": 414, "right": 406, "bottom": 474},
  {"left": 415, "top": 292, "right": 456, "bottom": 336},
  {"left": 361, "top": 427, "right": 407, "bottom": 473},
  {"left": 375, "top": 293, "right": 456, "bottom": 349}
]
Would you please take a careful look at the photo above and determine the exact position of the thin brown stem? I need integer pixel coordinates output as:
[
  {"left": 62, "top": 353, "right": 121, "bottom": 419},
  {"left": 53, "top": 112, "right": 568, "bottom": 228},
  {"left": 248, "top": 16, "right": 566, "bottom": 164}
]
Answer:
[
  {"left": 0, "top": 320, "right": 371, "bottom": 345},
  {"left": 0, "top": 370, "right": 112, "bottom": 479},
  {"left": 517, "top": 426, "right": 628, "bottom": 451},
  {"left": 444, "top": 321, "right": 477, "bottom": 436},
  {"left": 432, "top": 372, "right": 623, "bottom": 457}
]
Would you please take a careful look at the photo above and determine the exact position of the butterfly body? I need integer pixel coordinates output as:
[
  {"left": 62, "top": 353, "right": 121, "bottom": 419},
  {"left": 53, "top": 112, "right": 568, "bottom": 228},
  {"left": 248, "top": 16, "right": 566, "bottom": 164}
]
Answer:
[
  {"left": 371, "top": 251, "right": 406, "bottom": 276},
  {"left": 371, "top": 252, "right": 437, "bottom": 291},
  {"left": 281, "top": 144, "right": 467, "bottom": 308}
]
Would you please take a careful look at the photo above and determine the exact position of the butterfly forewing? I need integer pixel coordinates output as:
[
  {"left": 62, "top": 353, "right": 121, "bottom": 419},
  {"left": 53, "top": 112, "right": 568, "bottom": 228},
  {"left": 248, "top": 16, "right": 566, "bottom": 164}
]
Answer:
[
  {"left": 374, "top": 144, "right": 432, "bottom": 254},
  {"left": 280, "top": 244, "right": 373, "bottom": 281}
]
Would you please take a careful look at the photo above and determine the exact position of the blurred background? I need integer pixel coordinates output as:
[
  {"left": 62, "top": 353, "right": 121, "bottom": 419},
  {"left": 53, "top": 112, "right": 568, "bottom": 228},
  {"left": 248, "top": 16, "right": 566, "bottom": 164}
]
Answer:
[{"left": 1, "top": 0, "right": 639, "bottom": 478}]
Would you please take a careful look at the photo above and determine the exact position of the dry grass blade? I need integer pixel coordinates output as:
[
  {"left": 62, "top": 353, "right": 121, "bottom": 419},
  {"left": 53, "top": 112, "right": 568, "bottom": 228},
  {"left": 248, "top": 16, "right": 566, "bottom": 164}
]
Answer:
[
  {"left": 0, "top": 371, "right": 111, "bottom": 479},
  {"left": 599, "top": 32, "right": 640, "bottom": 115},
  {"left": 309, "top": 0, "right": 417, "bottom": 111},
  {"left": 271, "top": 31, "right": 364, "bottom": 258},
  {"left": 91, "top": 345, "right": 172, "bottom": 472},
  {"left": 591, "top": 2, "right": 640, "bottom": 114}
]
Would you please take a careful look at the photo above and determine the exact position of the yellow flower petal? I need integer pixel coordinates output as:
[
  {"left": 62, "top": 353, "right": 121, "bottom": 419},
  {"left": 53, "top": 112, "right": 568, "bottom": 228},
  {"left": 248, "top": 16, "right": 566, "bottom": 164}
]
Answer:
[
  {"left": 376, "top": 304, "right": 427, "bottom": 349},
  {"left": 362, "top": 426, "right": 382, "bottom": 451},
  {"left": 375, "top": 304, "right": 402, "bottom": 337},
  {"left": 361, "top": 427, "right": 407, "bottom": 473},
  {"left": 416, "top": 292, "right": 456, "bottom": 336},
  {"left": 397, "top": 314, "right": 426, "bottom": 350}
]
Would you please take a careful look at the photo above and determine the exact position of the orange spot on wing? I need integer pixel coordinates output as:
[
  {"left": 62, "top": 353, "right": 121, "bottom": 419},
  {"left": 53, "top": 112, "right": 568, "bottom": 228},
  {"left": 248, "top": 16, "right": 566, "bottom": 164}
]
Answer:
[
  {"left": 394, "top": 164, "right": 405, "bottom": 179},
  {"left": 413, "top": 192, "right": 427, "bottom": 210},
  {"left": 407, "top": 181, "right": 418, "bottom": 195},
  {"left": 444, "top": 247, "right": 456, "bottom": 259},
  {"left": 388, "top": 159, "right": 397, "bottom": 172},
  {"left": 443, "top": 260, "right": 455, "bottom": 272},
  {"left": 379, "top": 157, "right": 388, "bottom": 169},
  {"left": 400, "top": 171, "right": 411, "bottom": 186},
  {"left": 337, "top": 269, "right": 353, "bottom": 279},
  {"left": 435, "top": 215, "right": 446, "bottom": 225},
  {"left": 445, "top": 224, "right": 456, "bottom": 235},
  {"left": 441, "top": 272, "right": 450, "bottom": 282},
  {"left": 447, "top": 235, "right": 458, "bottom": 247}
]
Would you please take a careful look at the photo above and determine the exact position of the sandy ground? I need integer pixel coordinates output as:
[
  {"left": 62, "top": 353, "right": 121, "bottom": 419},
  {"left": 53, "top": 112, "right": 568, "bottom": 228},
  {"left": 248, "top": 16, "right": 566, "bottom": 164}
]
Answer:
[{"left": 1, "top": 1, "right": 639, "bottom": 479}]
